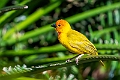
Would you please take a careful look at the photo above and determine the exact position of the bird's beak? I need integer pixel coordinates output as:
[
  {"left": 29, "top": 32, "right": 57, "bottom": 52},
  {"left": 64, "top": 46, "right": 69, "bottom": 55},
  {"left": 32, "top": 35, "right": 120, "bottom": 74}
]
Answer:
[{"left": 51, "top": 24, "right": 56, "bottom": 28}]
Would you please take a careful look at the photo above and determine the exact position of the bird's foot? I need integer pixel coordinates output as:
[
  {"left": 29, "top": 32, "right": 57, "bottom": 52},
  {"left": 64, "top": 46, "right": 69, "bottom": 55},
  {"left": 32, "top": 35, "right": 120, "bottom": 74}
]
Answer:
[
  {"left": 66, "top": 54, "right": 80, "bottom": 63},
  {"left": 66, "top": 54, "right": 84, "bottom": 65},
  {"left": 75, "top": 54, "right": 84, "bottom": 65}
]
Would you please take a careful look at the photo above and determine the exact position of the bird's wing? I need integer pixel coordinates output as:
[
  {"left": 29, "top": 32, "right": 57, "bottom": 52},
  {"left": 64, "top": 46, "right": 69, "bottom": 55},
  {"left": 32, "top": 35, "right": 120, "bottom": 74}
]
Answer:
[{"left": 67, "top": 30, "right": 98, "bottom": 55}]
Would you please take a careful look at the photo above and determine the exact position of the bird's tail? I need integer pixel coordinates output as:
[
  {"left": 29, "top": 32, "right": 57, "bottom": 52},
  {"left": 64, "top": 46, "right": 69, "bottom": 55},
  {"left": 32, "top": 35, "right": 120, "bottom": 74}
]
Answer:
[{"left": 99, "top": 60, "right": 105, "bottom": 66}]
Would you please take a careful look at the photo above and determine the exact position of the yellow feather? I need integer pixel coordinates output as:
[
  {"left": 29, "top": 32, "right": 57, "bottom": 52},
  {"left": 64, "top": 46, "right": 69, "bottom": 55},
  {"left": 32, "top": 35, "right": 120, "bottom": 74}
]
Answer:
[{"left": 52, "top": 19, "right": 105, "bottom": 66}]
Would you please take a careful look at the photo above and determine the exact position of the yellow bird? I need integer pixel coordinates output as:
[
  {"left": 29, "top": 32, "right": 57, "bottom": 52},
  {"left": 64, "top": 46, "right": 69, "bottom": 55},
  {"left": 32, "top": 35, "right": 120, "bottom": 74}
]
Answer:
[{"left": 51, "top": 19, "right": 104, "bottom": 66}]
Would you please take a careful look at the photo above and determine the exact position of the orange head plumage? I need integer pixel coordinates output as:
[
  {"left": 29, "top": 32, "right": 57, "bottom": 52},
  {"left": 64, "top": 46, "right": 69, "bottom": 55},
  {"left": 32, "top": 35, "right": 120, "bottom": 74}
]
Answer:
[{"left": 51, "top": 19, "right": 71, "bottom": 34}]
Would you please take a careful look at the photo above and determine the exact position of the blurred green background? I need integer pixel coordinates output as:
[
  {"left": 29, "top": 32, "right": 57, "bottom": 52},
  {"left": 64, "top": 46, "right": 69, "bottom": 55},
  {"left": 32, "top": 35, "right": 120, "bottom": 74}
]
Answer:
[{"left": 0, "top": 0, "right": 120, "bottom": 80}]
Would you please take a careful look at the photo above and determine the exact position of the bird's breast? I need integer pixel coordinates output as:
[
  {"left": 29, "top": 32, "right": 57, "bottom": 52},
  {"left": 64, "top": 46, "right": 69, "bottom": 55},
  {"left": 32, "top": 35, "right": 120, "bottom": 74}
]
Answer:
[{"left": 58, "top": 33, "right": 69, "bottom": 47}]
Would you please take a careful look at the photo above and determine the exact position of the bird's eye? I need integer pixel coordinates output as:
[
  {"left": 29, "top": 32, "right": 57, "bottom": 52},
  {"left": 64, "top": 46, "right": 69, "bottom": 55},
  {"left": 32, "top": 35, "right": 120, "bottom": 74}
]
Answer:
[{"left": 58, "top": 24, "right": 61, "bottom": 27}]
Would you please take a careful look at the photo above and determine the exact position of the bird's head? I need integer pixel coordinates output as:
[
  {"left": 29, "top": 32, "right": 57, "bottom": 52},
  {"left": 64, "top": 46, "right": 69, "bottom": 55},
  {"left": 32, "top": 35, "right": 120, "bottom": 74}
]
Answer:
[{"left": 51, "top": 19, "right": 71, "bottom": 34}]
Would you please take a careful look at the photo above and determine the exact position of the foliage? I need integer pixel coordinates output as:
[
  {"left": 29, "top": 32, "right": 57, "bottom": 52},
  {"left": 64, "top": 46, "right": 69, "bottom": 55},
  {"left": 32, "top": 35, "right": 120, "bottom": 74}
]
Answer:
[{"left": 0, "top": 0, "right": 120, "bottom": 80}]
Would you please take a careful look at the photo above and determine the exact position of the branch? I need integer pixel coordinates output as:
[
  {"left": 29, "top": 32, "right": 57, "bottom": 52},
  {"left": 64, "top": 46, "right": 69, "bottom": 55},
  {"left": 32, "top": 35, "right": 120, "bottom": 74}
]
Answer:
[
  {"left": 0, "top": 55, "right": 120, "bottom": 80},
  {"left": 0, "top": 5, "right": 28, "bottom": 14},
  {"left": 31, "top": 55, "right": 120, "bottom": 73}
]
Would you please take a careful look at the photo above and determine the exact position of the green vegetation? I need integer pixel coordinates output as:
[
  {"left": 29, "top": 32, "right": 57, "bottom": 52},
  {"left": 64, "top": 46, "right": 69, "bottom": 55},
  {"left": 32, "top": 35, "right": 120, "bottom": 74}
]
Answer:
[{"left": 0, "top": 0, "right": 120, "bottom": 80}]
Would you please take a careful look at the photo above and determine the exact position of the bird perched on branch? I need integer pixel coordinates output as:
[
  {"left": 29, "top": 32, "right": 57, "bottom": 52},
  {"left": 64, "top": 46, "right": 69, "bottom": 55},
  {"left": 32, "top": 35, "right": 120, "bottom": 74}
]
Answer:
[{"left": 51, "top": 19, "right": 104, "bottom": 66}]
